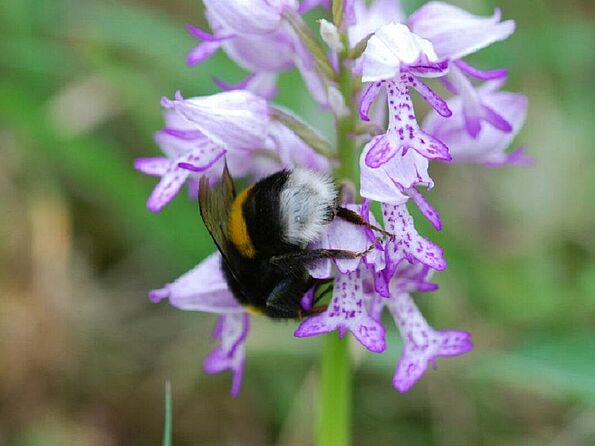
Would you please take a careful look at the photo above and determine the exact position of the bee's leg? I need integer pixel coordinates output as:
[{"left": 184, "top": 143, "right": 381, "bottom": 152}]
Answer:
[
  {"left": 266, "top": 278, "right": 306, "bottom": 318},
  {"left": 309, "top": 304, "right": 328, "bottom": 315},
  {"left": 336, "top": 206, "right": 393, "bottom": 238},
  {"left": 270, "top": 249, "right": 364, "bottom": 273}
]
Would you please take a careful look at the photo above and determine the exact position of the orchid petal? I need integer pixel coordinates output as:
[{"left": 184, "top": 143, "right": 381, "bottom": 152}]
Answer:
[
  {"left": 146, "top": 144, "right": 226, "bottom": 212},
  {"left": 372, "top": 270, "right": 390, "bottom": 298},
  {"left": 360, "top": 137, "right": 409, "bottom": 204},
  {"left": 301, "top": 288, "right": 315, "bottom": 311},
  {"left": 388, "top": 293, "right": 473, "bottom": 392},
  {"left": 326, "top": 205, "right": 370, "bottom": 273},
  {"left": 204, "top": 313, "right": 250, "bottom": 397},
  {"left": 364, "top": 132, "right": 399, "bottom": 167},
  {"left": 484, "top": 146, "right": 533, "bottom": 168},
  {"left": 145, "top": 165, "right": 190, "bottom": 212},
  {"left": 306, "top": 235, "right": 333, "bottom": 279},
  {"left": 349, "top": 0, "right": 405, "bottom": 47},
  {"left": 306, "top": 203, "right": 371, "bottom": 274},
  {"left": 409, "top": 2, "right": 515, "bottom": 60},
  {"left": 217, "top": 21, "right": 295, "bottom": 72},
  {"left": 405, "top": 59, "right": 449, "bottom": 78},
  {"left": 163, "top": 90, "right": 269, "bottom": 152},
  {"left": 391, "top": 260, "right": 438, "bottom": 294},
  {"left": 366, "top": 293, "right": 386, "bottom": 321},
  {"left": 405, "top": 76, "right": 451, "bottom": 117},
  {"left": 186, "top": 23, "right": 235, "bottom": 42},
  {"left": 294, "top": 42, "right": 329, "bottom": 106},
  {"left": 359, "top": 81, "right": 383, "bottom": 121},
  {"left": 266, "top": 121, "right": 330, "bottom": 171},
  {"left": 382, "top": 203, "right": 446, "bottom": 272},
  {"left": 134, "top": 157, "right": 171, "bottom": 176},
  {"left": 482, "top": 103, "right": 513, "bottom": 133},
  {"left": 245, "top": 72, "right": 279, "bottom": 99},
  {"left": 187, "top": 41, "right": 222, "bottom": 66},
  {"left": 212, "top": 74, "right": 255, "bottom": 92},
  {"left": 447, "top": 64, "right": 485, "bottom": 138},
  {"left": 423, "top": 89, "right": 528, "bottom": 165},
  {"left": 299, "top": 0, "right": 330, "bottom": 14},
  {"left": 149, "top": 252, "right": 243, "bottom": 313},
  {"left": 386, "top": 79, "right": 451, "bottom": 161},
  {"left": 455, "top": 60, "right": 507, "bottom": 81},
  {"left": 203, "top": 0, "right": 295, "bottom": 35},
  {"left": 404, "top": 187, "right": 442, "bottom": 231},
  {"left": 360, "top": 135, "right": 431, "bottom": 204},
  {"left": 362, "top": 22, "right": 439, "bottom": 83},
  {"left": 153, "top": 111, "right": 205, "bottom": 159}
]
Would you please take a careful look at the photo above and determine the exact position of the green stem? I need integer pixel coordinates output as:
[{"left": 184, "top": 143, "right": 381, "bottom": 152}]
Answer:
[
  {"left": 317, "top": 30, "right": 358, "bottom": 446},
  {"left": 335, "top": 44, "right": 358, "bottom": 185},
  {"left": 318, "top": 334, "right": 352, "bottom": 446}
]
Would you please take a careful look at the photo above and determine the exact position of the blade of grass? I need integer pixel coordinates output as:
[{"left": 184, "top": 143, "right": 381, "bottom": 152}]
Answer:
[{"left": 163, "top": 381, "right": 173, "bottom": 446}]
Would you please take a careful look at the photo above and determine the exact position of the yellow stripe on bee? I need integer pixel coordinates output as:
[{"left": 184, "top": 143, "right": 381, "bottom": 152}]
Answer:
[
  {"left": 228, "top": 186, "right": 257, "bottom": 258},
  {"left": 244, "top": 305, "right": 264, "bottom": 316}
]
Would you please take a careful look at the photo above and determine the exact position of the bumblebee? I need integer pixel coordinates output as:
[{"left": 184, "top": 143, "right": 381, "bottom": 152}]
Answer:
[{"left": 199, "top": 165, "right": 382, "bottom": 319}]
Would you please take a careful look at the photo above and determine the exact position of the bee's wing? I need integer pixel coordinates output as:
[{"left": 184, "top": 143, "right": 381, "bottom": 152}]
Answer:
[{"left": 198, "top": 163, "right": 236, "bottom": 260}]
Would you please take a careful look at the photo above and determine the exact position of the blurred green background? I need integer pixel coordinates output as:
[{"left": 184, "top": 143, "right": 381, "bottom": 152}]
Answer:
[{"left": 1, "top": 0, "right": 594, "bottom": 444}]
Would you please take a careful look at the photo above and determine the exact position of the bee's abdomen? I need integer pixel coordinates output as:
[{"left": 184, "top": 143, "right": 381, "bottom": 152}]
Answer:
[
  {"left": 240, "top": 171, "right": 293, "bottom": 256},
  {"left": 228, "top": 185, "right": 257, "bottom": 258}
]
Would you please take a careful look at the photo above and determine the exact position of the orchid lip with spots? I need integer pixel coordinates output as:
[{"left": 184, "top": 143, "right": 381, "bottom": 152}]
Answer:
[{"left": 136, "top": 0, "right": 527, "bottom": 398}]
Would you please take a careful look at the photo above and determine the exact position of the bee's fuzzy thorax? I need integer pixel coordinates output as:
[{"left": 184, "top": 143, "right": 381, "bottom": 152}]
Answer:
[{"left": 279, "top": 169, "right": 337, "bottom": 247}]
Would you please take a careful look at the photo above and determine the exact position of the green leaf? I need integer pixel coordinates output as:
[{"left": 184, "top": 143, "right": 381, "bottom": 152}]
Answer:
[
  {"left": 347, "top": 34, "right": 372, "bottom": 60},
  {"left": 332, "top": 0, "right": 345, "bottom": 28},
  {"left": 284, "top": 9, "right": 337, "bottom": 82},
  {"left": 162, "top": 381, "right": 173, "bottom": 446},
  {"left": 270, "top": 105, "right": 335, "bottom": 158}
]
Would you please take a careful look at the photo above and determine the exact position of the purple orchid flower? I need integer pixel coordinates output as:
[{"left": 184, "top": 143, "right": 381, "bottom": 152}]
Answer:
[
  {"left": 134, "top": 111, "right": 227, "bottom": 212},
  {"left": 204, "top": 313, "right": 250, "bottom": 398},
  {"left": 161, "top": 90, "right": 269, "bottom": 151},
  {"left": 361, "top": 22, "right": 448, "bottom": 84},
  {"left": 369, "top": 290, "right": 473, "bottom": 392},
  {"left": 148, "top": 196, "right": 468, "bottom": 395},
  {"left": 423, "top": 82, "right": 530, "bottom": 166},
  {"left": 294, "top": 201, "right": 469, "bottom": 387},
  {"left": 380, "top": 202, "right": 446, "bottom": 279},
  {"left": 138, "top": 0, "right": 525, "bottom": 398},
  {"left": 187, "top": 3, "right": 329, "bottom": 105},
  {"left": 296, "top": 204, "right": 387, "bottom": 353},
  {"left": 202, "top": 0, "right": 297, "bottom": 35},
  {"left": 136, "top": 90, "right": 329, "bottom": 211},
  {"left": 357, "top": 22, "right": 453, "bottom": 210},
  {"left": 135, "top": 90, "right": 269, "bottom": 212},
  {"left": 186, "top": 12, "right": 292, "bottom": 100},
  {"left": 409, "top": 2, "right": 516, "bottom": 138},
  {"left": 150, "top": 252, "right": 249, "bottom": 397}
]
